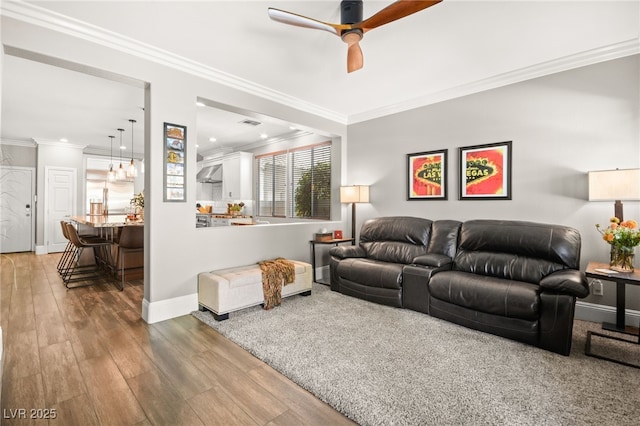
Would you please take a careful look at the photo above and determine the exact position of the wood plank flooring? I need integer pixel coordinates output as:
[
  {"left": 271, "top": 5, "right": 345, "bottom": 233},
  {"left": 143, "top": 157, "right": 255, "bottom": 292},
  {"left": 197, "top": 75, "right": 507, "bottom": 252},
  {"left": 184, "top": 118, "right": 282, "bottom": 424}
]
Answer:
[{"left": 0, "top": 252, "right": 354, "bottom": 425}]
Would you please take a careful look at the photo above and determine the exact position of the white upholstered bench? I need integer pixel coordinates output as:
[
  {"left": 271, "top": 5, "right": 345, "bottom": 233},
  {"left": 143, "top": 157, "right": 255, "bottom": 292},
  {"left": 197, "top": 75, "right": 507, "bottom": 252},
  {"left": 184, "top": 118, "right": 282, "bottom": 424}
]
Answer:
[{"left": 197, "top": 260, "right": 312, "bottom": 320}]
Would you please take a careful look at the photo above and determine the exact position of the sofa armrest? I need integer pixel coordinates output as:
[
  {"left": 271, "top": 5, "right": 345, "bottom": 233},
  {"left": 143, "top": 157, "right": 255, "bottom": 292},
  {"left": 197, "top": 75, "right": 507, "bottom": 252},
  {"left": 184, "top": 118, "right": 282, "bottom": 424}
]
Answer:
[
  {"left": 412, "top": 254, "right": 453, "bottom": 268},
  {"left": 539, "top": 269, "right": 589, "bottom": 298},
  {"left": 329, "top": 245, "right": 366, "bottom": 259}
]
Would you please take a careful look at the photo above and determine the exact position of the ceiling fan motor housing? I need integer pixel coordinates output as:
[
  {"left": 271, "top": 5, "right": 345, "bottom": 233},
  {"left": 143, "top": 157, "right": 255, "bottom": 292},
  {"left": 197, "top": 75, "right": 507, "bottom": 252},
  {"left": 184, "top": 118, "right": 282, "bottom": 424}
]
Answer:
[
  {"left": 341, "top": 0, "right": 363, "bottom": 39},
  {"left": 341, "top": 0, "right": 363, "bottom": 24}
]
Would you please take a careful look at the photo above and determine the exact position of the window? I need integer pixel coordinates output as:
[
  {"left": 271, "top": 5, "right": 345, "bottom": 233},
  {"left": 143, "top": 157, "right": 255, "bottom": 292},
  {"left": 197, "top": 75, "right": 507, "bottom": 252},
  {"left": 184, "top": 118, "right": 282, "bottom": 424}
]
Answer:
[{"left": 256, "top": 142, "right": 331, "bottom": 219}]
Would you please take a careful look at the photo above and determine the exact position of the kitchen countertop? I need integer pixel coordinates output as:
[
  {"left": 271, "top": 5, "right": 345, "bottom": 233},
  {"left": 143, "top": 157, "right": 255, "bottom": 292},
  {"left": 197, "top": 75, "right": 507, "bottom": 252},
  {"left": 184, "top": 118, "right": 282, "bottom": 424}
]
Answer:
[
  {"left": 70, "top": 215, "right": 144, "bottom": 227},
  {"left": 196, "top": 213, "right": 252, "bottom": 219}
]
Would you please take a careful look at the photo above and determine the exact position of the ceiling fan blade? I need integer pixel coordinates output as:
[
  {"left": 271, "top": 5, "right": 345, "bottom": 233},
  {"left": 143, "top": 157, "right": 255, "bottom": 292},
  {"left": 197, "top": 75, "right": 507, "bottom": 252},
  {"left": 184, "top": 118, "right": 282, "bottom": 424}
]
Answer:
[
  {"left": 356, "top": 0, "right": 442, "bottom": 32},
  {"left": 346, "top": 39, "right": 364, "bottom": 73},
  {"left": 268, "top": 8, "right": 350, "bottom": 36}
]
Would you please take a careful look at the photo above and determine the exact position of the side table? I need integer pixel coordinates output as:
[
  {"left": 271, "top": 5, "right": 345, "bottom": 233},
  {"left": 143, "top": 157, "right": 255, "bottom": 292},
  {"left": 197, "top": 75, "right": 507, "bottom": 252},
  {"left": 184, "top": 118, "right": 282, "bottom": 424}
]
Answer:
[
  {"left": 309, "top": 238, "right": 354, "bottom": 285},
  {"left": 585, "top": 261, "right": 640, "bottom": 335},
  {"left": 584, "top": 261, "right": 640, "bottom": 368}
]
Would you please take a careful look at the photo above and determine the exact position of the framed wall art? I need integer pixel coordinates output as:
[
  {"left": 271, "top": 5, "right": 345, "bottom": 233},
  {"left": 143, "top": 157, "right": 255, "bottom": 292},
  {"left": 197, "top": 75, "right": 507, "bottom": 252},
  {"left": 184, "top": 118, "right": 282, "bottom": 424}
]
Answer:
[
  {"left": 407, "top": 149, "right": 447, "bottom": 200},
  {"left": 459, "top": 141, "right": 512, "bottom": 200},
  {"left": 163, "top": 122, "right": 186, "bottom": 202}
]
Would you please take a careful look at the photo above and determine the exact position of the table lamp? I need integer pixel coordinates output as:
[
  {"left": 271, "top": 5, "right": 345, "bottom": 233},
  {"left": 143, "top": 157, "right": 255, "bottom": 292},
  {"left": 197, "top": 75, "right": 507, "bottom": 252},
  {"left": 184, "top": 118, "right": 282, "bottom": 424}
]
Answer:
[
  {"left": 340, "top": 185, "right": 370, "bottom": 240},
  {"left": 588, "top": 168, "right": 640, "bottom": 221}
]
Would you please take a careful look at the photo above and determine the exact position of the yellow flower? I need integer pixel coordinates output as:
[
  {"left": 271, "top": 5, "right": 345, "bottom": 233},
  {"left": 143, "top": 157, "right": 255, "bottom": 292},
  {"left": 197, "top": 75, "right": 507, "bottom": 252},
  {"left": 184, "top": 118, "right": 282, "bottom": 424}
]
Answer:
[{"left": 610, "top": 217, "right": 621, "bottom": 224}]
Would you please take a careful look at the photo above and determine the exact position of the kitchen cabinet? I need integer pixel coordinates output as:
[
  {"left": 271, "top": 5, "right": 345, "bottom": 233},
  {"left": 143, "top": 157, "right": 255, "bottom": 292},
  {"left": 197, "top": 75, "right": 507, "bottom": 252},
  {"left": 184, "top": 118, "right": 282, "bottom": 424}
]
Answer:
[
  {"left": 209, "top": 217, "right": 253, "bottom": 227},
  {"left": 222, "top": 152, "right": 253, "bottom": 200}
]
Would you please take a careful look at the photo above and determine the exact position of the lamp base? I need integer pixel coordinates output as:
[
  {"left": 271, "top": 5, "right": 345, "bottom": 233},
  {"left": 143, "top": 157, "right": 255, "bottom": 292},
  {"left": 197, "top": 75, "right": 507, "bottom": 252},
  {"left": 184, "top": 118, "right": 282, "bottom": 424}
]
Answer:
[
  {"left": 351, "top": 202, "right": 357, "bottom": 241},
  {"left": 614, "top": 200, "right": 623, "bottom": 221}
]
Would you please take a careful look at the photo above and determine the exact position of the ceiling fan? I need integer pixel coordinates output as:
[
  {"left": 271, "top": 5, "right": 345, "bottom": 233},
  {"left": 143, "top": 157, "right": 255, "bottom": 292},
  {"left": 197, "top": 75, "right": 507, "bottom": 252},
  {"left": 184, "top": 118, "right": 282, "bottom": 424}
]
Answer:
[{"left": 268, "top": 0, "right": 443, "bottom": 73}]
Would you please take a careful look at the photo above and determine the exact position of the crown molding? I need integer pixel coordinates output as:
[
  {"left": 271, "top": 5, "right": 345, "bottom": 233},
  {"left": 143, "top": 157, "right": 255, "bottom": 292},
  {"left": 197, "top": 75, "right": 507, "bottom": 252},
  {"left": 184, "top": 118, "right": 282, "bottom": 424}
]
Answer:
[
  {"left": 1, "top": 1, "right": 348, "bottom": 125},
  {"left": 32, "top": 138, "right": 87, "bottom": 149},
  {"left": 348, "top": 38, "right": 640, "bottom": 124},
  {"left": 0, "top": 138, "right": 37, "bottom": 147}
]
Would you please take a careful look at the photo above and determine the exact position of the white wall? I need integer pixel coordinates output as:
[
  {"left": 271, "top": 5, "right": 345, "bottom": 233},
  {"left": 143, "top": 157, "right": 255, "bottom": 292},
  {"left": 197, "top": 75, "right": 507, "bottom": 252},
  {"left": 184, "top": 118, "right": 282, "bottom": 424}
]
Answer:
[
  {"left": 1, "top": 16, "right": 347, "bottom": 322},
  {"left": 347, "top": 55, "right": 640, "bottom": 310}
]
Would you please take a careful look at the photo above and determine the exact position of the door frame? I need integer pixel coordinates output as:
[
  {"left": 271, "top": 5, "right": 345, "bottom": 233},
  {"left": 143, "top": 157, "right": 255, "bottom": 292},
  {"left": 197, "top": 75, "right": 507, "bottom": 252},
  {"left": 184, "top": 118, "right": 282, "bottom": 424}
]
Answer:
[
  {"left": 0, "top": 166, "right": 36, "bottom": 252},
  {"left": 43, "top": 166, "right": 77, "bottom": 254}
]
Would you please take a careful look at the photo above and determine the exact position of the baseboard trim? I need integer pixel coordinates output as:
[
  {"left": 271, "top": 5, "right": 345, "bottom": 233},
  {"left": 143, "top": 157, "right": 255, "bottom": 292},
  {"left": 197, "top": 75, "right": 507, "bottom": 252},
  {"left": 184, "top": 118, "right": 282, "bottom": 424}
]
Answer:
[
  {"left": 141, "top": 293, "right": 199, "bottom": 324},
  {"left": 35, "top": 245, "right": 47, "bottom": 255},
  {"left": 575, "top": 300, "right": 640, "bottom": 327},
  {"left": 136, "top": 290, "right": 637, "bottom": 327}
]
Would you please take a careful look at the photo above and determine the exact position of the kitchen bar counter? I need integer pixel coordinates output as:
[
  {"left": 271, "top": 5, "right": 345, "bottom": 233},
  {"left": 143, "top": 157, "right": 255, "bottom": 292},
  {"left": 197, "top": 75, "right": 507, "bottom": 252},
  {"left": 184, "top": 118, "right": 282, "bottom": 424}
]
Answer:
[
  {"left": 70, "top": 215, "right": 143, "bottom": 242},
  {"left": 71, "top": 215, "right": 143, "bottom": 228}
]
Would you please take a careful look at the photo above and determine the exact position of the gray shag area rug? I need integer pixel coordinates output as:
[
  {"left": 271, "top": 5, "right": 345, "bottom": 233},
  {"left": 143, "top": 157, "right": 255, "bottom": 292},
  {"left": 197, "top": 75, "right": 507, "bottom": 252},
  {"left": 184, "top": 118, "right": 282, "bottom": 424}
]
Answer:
[{"left": 192, "top": 283, "right": 640, "bottom": 426}]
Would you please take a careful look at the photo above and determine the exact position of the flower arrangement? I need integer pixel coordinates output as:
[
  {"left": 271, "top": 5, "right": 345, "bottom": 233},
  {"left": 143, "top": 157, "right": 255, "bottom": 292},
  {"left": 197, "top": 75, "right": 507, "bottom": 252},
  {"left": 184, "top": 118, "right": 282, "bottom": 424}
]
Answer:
[
  {"left": 596, "top": 217, "right": 639, "bottom": 271},
  {"left": 596, "top": 217, "right": 640, "bottom": 247},
  {"left": 130, "top": 191, "right": 144, "bottom": 209}
]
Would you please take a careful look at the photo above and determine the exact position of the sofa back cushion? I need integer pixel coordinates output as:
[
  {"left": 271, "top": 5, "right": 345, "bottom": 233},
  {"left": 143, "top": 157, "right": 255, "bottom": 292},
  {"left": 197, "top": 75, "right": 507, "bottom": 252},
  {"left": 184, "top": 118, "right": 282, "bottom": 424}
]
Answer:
[
  {"left": 360, "top": 216, "right": 432, "bottom": 264},
  {"left": 454, "top": 220, "right": 582, "bottom": 283},
  {"left": 428, "top": 220, "right": 462, "bottom": 258}
]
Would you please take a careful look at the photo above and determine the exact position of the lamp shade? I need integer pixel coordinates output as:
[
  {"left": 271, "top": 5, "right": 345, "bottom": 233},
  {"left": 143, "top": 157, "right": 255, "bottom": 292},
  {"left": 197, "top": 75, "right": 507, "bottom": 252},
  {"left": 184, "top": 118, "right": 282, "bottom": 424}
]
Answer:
[
  {"left": 588, "top": 169, "right": 640, "bottom": 201},
  {"left": 340, "top": 185, "right": 370, "bottom": 203}
]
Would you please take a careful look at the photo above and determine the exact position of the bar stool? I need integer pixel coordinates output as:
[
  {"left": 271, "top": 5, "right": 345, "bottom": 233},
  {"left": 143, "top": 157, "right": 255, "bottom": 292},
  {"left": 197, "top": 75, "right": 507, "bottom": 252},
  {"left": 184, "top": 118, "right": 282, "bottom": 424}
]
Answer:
[
  {"left": 114, "top": 225, "right": 144, "bottom": 291},
  {"left": 57, "top": 221, "right": 107, "bottom": 277},
  {"left": 57, "top": 221, "right": 74, "bottom": 276},
  {"left": 61, "top": 222, "right": 113, "bottom": 289}
]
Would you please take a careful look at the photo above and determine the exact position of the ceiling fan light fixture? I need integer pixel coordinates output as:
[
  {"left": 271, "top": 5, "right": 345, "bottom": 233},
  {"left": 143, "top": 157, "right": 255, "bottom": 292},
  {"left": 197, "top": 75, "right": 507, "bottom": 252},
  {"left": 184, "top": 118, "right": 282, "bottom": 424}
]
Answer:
[{"left": 341, "top": 29, "right": 362, "bottom": 45}]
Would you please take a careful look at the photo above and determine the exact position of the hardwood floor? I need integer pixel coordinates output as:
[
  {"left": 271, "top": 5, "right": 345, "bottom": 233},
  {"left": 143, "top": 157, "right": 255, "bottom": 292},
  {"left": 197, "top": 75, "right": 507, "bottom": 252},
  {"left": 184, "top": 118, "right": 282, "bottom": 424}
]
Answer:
[{"left": 0, "top": 252, "right": 353, "bottom": 425}]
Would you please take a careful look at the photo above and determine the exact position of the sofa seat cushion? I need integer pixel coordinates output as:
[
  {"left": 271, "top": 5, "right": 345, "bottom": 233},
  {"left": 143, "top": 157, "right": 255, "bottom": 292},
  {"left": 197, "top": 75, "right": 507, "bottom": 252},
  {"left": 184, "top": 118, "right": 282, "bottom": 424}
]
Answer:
[
  {"left": 428, "top": 271, "right": 540, "bottom": 321},
  {"left": 336, "top": 258, "right": 403, "bottom": 290}
]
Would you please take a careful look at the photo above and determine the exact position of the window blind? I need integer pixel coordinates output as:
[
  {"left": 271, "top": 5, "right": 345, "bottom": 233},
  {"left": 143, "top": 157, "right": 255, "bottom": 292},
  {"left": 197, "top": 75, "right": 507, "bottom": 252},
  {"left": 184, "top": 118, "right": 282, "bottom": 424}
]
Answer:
[{"left": 256, "top": 142, "right": 331, "bottom": 219}]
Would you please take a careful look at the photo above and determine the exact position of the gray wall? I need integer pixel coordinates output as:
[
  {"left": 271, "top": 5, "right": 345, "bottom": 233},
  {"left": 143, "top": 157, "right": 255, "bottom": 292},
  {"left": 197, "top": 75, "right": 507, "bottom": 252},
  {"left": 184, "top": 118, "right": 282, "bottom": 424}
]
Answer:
[{"left": 346, "top": 55, "right": 640, "bottom": 310}]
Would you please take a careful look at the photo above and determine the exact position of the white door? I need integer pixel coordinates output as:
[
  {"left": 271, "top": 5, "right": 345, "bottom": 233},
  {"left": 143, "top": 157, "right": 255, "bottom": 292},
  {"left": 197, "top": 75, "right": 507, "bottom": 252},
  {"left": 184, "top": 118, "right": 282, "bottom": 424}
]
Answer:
[
  {"left": 0, "top": 167, "right": 35, "bottom": 253},
  {"left": 45, "top": 167, "right": 76, "bottom": 253}
]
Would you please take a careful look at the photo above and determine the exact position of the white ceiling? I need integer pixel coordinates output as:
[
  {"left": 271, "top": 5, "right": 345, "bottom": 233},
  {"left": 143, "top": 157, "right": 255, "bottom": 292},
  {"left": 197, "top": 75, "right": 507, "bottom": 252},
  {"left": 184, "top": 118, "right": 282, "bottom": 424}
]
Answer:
[{"left": 1, "top": 1, "right": 639, "bottom": 154}]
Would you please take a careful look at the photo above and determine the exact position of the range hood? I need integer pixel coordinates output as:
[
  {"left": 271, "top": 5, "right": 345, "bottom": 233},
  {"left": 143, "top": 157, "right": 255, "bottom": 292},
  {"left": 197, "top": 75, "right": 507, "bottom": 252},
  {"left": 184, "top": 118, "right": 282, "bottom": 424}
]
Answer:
[{"left": 196, "top": 164, "right": 223, "bottom": 183}]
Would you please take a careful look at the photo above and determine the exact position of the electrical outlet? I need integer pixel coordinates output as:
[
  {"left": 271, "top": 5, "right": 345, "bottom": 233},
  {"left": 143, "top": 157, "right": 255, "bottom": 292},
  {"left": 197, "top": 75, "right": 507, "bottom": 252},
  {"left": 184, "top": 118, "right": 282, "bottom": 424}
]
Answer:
[{"left": 591, "top": 279, "right": 603, "bottom": 296}]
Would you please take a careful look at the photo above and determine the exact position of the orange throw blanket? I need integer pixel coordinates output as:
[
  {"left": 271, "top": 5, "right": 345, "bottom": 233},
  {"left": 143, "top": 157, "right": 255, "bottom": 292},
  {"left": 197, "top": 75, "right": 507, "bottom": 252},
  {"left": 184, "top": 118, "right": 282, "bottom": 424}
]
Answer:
[{"left": 257, "top": 258, "right": 296, "bottom": 310}]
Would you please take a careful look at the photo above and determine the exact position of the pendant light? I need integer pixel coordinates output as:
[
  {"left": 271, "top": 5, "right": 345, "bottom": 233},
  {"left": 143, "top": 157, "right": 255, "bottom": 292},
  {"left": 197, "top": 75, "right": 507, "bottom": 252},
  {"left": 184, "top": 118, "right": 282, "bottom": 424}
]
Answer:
[
  {"left": 107, "top": 135, "right": 116, "bottom": 182},
  {"left": 116, "top": 128, "right": 126, "bottom": 180},
  {"left": 127, "top": 119, "right": 137, "bottom": 178}
]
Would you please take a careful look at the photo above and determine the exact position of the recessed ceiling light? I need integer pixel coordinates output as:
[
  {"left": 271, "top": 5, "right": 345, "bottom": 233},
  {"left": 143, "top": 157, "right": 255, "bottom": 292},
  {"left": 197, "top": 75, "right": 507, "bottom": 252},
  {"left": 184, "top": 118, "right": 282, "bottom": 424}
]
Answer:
[
  {"left": 209, "top": 137, "right": 217, "bottom": 142},
  {"left": 60, "top": 138, "right": 68, "bottom": 142},
  {"left": 120, "top": 146, "right": 126, "bottom": 150},
  {"left": 196, "top": 101, "right": 206, "bottom": 107},
  {"left": 195, "top": 144, "right": 200, "bottom": 148},
  {"left": 260, "top": 133, "right": 268, "bottom": 139},
  {"left": 289, "top": 126, "right": 297, "bottom": 130}
]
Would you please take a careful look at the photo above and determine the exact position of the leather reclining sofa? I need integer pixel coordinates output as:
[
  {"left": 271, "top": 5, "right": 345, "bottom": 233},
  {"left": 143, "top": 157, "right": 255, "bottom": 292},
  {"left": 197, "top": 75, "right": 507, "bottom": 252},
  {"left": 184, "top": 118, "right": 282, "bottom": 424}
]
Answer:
[{"left": 329, "top": 216, "right": 589, "bottom": 355}]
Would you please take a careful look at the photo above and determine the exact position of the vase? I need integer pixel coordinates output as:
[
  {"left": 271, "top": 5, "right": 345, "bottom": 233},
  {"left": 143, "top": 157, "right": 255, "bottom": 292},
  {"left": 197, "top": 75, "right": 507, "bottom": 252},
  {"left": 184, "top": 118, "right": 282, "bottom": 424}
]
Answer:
[{"left": 610, "top": 245, "right": 635, "bottom": 273}]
